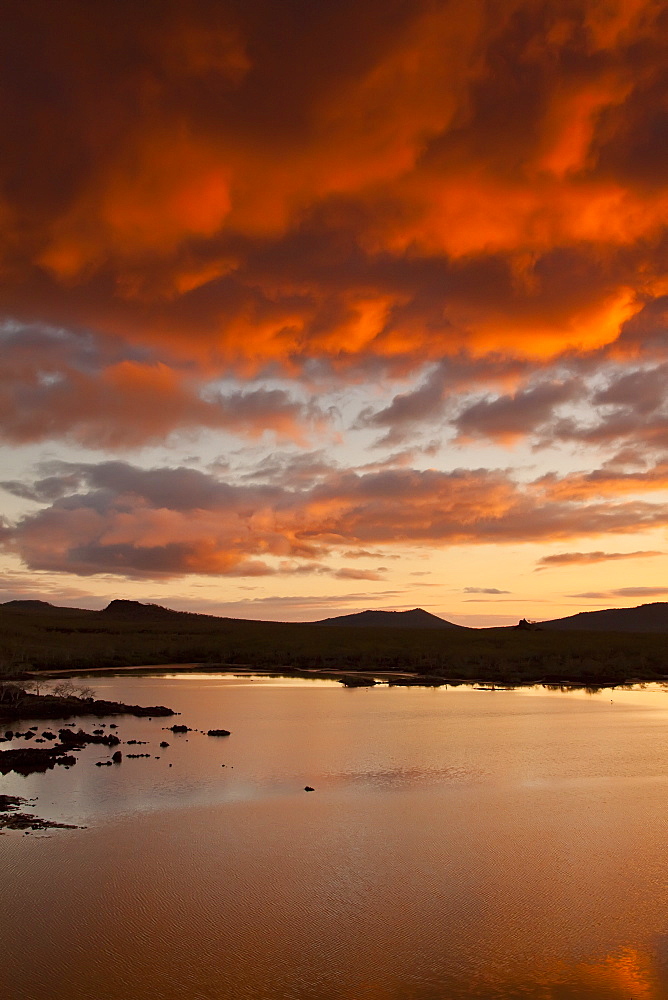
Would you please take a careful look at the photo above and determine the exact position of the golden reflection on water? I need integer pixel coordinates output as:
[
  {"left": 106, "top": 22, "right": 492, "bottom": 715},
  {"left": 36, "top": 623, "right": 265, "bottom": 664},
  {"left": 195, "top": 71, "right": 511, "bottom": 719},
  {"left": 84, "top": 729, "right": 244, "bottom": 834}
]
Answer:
[
  {"left": 530, "top": 947, "right": 664, "bottom": 999},
  {"left": 3, "top": 676, "right": 668, "bottom": 1000}
]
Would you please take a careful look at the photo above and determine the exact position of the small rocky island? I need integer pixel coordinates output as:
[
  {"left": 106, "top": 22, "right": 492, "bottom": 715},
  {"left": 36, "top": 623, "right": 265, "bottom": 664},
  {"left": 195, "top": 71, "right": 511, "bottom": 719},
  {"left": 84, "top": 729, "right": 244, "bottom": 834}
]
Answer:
[{"left": 0, "top": 684, "right": 175, "bottom": 724}]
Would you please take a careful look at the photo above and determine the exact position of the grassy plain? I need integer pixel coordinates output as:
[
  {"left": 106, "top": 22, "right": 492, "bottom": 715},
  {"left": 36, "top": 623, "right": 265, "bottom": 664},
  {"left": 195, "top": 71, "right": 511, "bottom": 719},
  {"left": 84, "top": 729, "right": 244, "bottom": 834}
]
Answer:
[{"left": 0, "top": 603, "right": 666, "bottom": 686}]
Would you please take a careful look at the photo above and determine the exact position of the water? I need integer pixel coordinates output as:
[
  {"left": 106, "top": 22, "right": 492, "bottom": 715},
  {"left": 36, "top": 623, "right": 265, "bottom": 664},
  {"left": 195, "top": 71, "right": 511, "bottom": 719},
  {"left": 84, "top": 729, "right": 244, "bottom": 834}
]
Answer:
[{"left": 2, "top": 674, "right": 668, "bottom": 999}]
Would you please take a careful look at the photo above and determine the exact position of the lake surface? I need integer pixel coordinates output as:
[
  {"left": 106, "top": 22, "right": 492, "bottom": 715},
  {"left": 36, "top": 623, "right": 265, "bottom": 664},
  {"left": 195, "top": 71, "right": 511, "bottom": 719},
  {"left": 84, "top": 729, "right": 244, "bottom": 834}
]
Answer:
[{"left": 3, "top": 674, "right": 668, "bottom": 999}]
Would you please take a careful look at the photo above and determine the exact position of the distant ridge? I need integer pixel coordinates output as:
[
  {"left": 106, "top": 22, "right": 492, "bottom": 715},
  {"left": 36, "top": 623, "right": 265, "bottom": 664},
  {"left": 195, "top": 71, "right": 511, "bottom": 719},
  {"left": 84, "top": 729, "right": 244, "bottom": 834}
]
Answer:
[
  {"left": 313, "top": 608, "right": 463, "bottom": 629},
  {"left": 1, "top": 599, "right": 57, "bottom": 611},
  {"left": 1, "top": 598, "right": 665, "bottom": 632},
  {"left": 102, "top": 599, "right": 182, "bottom": 617},
  {"left": 540, "top": 602, "right": 668, "bottom": 633},
  {"left": 0, "top": 600, "right": 87, "bottom": 616}
]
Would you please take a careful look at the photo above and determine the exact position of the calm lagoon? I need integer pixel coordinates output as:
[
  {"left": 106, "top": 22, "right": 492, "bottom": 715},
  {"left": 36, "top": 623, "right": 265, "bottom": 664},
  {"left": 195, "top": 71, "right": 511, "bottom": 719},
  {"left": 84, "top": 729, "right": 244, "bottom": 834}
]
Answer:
[{"left": 2, "top": 673, "right": 668, "bottom": 999}]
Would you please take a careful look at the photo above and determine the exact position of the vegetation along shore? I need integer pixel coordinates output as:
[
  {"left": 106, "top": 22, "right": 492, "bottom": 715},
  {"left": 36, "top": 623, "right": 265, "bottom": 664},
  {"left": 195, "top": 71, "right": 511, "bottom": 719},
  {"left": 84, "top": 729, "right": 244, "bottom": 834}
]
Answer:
[{"left": 1, "top": 598, "right": 667, "bottom": 688}]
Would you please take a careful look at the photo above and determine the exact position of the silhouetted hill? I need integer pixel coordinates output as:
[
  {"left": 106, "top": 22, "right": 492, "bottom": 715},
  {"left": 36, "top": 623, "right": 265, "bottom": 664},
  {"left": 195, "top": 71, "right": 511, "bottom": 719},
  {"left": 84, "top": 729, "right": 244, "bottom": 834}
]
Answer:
[
  {"left": 314, "top": 608, "right": 463, "bottom": 629},
  {"left": 1, "top": 596, "right": 667, "bottom": 683},
  {"left": 101, "top": 600, "right": 184, "bottom": 618},
  {"left": 0, "top": 600, "right": 88, "bottom": 616},
  {"left": 540, "top": 602, "right": 668, "bottom": 632},
  {"left": 2, "top": 600, "right": 56, "bottom": 611}
]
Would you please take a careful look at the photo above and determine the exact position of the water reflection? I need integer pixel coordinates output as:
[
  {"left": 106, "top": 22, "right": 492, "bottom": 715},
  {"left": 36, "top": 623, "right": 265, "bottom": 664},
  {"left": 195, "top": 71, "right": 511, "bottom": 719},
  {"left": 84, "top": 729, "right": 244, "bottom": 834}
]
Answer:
[{"left": 3, "top": 675, "right": 668, "bottom": 999}]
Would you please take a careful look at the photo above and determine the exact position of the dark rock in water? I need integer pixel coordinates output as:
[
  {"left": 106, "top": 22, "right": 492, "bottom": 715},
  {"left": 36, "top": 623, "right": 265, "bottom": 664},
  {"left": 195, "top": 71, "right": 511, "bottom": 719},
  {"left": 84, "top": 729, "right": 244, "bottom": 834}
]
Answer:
[
  {"left": 112, "top": 751, "right": 122, "bottom": 763},
  {"left": 160, "top": 741, "right": 170, "bottom": 748},
  {"left": 126, "top": 739, "right": 147, "bottom": 745},
  {"left": 166, "top": 724, "right": 192, "bottom": 733},
  {"left": 0, "top": 745, "right": 77, "bottom": 775},
  {"left": 42, "top": 731, "right": 55, "bottom": 739},
  {"left": 95, "top": 761, "right": 113, "bottom": 767},
  {"left": 109, "top": 724, "right": 118, "bottom": 728},
  {"left": 58, "top": 728, "right": 121, "bottom": 748},
  {"left": 24, "top": 732, "right": 34, "bottom": 739},
  {"left": 0, "top": 794, "right": 23, "bottom": 811},
  {"left": 304, "top": 786, "right": 315, "bottom": 792},
  {"left": 0, "top": 793, "right": 81, "bottom": 831},
  {"left": 207, "top": 729, "right": 231, "bottom": 737},
  {"left": 127, "top": 753, "right": 151, "bottom": 758},
  {"left": 93, "top": 729, "right": 104, "bottom": 735},
  {"left": 4, "top": 731, "right": 13, "bottom": 740}
]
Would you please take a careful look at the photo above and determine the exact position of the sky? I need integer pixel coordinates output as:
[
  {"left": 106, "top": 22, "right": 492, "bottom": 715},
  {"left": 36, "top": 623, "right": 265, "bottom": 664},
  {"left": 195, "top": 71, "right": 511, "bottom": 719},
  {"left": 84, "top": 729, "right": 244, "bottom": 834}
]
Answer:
[{"left": 0, "top": 0, "right": 667, "bottom": 626}]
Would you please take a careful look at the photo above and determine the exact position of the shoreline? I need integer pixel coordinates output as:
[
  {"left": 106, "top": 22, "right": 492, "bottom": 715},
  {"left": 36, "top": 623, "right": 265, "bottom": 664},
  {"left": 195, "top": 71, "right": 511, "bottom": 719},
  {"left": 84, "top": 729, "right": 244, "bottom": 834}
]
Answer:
[{"left": 24, "top": 663, "right": 668, "bottom": 691}]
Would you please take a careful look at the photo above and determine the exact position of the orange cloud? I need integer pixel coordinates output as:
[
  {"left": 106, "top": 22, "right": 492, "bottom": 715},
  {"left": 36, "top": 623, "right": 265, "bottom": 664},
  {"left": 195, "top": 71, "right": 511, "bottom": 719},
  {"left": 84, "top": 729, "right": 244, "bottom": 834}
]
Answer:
[
  {"left": 1, "top": 0, "right": 667, "bottom": 373},
  {"left": 536, "top": 549, "right": 663, "bottom": 569},
  {"left": 536, "top": 464, "right": 668, "bottom": 501},
  {"left": 4, "top": 459, "right": 668, "bottom": 579},
  {"left": 0, "top": 330, "right": 324, "bottom": 448}
]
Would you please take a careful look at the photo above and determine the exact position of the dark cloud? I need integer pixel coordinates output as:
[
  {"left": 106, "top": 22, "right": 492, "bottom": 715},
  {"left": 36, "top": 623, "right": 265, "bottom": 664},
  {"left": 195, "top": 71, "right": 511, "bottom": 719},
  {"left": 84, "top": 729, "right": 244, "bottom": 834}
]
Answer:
[
  {"left": 463, "top": 587, "right": 511, "bottom": 594},
  {"left": 333, "top": 568, "right": 386, "bottom": 581},
  {"left": 536, "top": 550, "right": 663, "bottom": 569},
  {"left": 454, "top": 380, "right": 580, "bottom": 444},
  {"left": 567, "top": 592, "right": 610, "bottom": 599},
  {"left": 612, "top": 586, "right": 668, "bottom": 598},
  {"left": 569, "top": 587, "right": 668, "bottom": 599}
]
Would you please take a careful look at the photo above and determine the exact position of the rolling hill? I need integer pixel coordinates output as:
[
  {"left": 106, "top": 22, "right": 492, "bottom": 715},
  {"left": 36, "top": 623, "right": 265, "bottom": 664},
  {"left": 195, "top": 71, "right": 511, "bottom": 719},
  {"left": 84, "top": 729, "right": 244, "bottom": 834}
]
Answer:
[
  {"left": 314, "top": 608, "right": 463, "bottom": 629},
  {"left": 540, "top": 602, "right": 668, "bottom": 632},
  {"left": 1, "top": 597, "right": 667, "bottom": 683}
]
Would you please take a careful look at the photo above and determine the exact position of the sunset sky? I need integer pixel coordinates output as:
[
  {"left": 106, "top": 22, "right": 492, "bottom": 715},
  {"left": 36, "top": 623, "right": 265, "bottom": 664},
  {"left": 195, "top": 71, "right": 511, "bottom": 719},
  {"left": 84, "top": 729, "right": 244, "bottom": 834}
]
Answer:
[{"left": 1, "top": 0, "right": 667, "bottom": 625}]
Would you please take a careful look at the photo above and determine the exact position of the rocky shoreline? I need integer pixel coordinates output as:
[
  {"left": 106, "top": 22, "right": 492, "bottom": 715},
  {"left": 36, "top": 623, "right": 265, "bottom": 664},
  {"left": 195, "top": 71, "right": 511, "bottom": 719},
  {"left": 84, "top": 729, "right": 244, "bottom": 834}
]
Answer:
[
  {"left": 0, "top": 685, "right": 176, "bottom": 786},
  {"left": 0, "top": 793, "right": 81, "bottom": 832},
  {"left": 0, "top": 684, "right": 175, "bottom": 724}
]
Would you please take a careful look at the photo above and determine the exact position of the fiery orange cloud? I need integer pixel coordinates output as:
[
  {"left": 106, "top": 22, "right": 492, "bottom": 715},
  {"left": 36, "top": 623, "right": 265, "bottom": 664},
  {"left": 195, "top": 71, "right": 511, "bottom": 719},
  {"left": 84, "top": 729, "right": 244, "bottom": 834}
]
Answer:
[
  {"left": 1, "top": 0, "right": 668, "bottom": 372},
  {"left": 1, "top": 0, "right": 668, "bottom": 603}
]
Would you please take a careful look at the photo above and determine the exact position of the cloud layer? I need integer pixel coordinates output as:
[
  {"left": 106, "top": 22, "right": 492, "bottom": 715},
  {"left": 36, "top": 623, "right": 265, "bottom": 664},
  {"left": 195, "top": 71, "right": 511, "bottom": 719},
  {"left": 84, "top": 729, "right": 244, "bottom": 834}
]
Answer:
[
  {"left": 1, "top": 2, "right": 667, "bottom": 612},
  {"left": 1, "top": 0, "right": 668, "bottom": 376},
  {"left": 2, "top": 458, "right": 668, "bottom": 580}
]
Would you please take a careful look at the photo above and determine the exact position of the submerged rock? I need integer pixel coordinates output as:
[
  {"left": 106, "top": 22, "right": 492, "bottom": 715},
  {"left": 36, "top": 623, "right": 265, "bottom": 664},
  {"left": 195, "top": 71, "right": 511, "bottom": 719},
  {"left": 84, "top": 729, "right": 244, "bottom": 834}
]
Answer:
[
  {"left": 207, "top": 729, "right": 231, "bottom": 737},
  {"left": 58, "top": 728, "right": 121, "bottom": 748}
]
